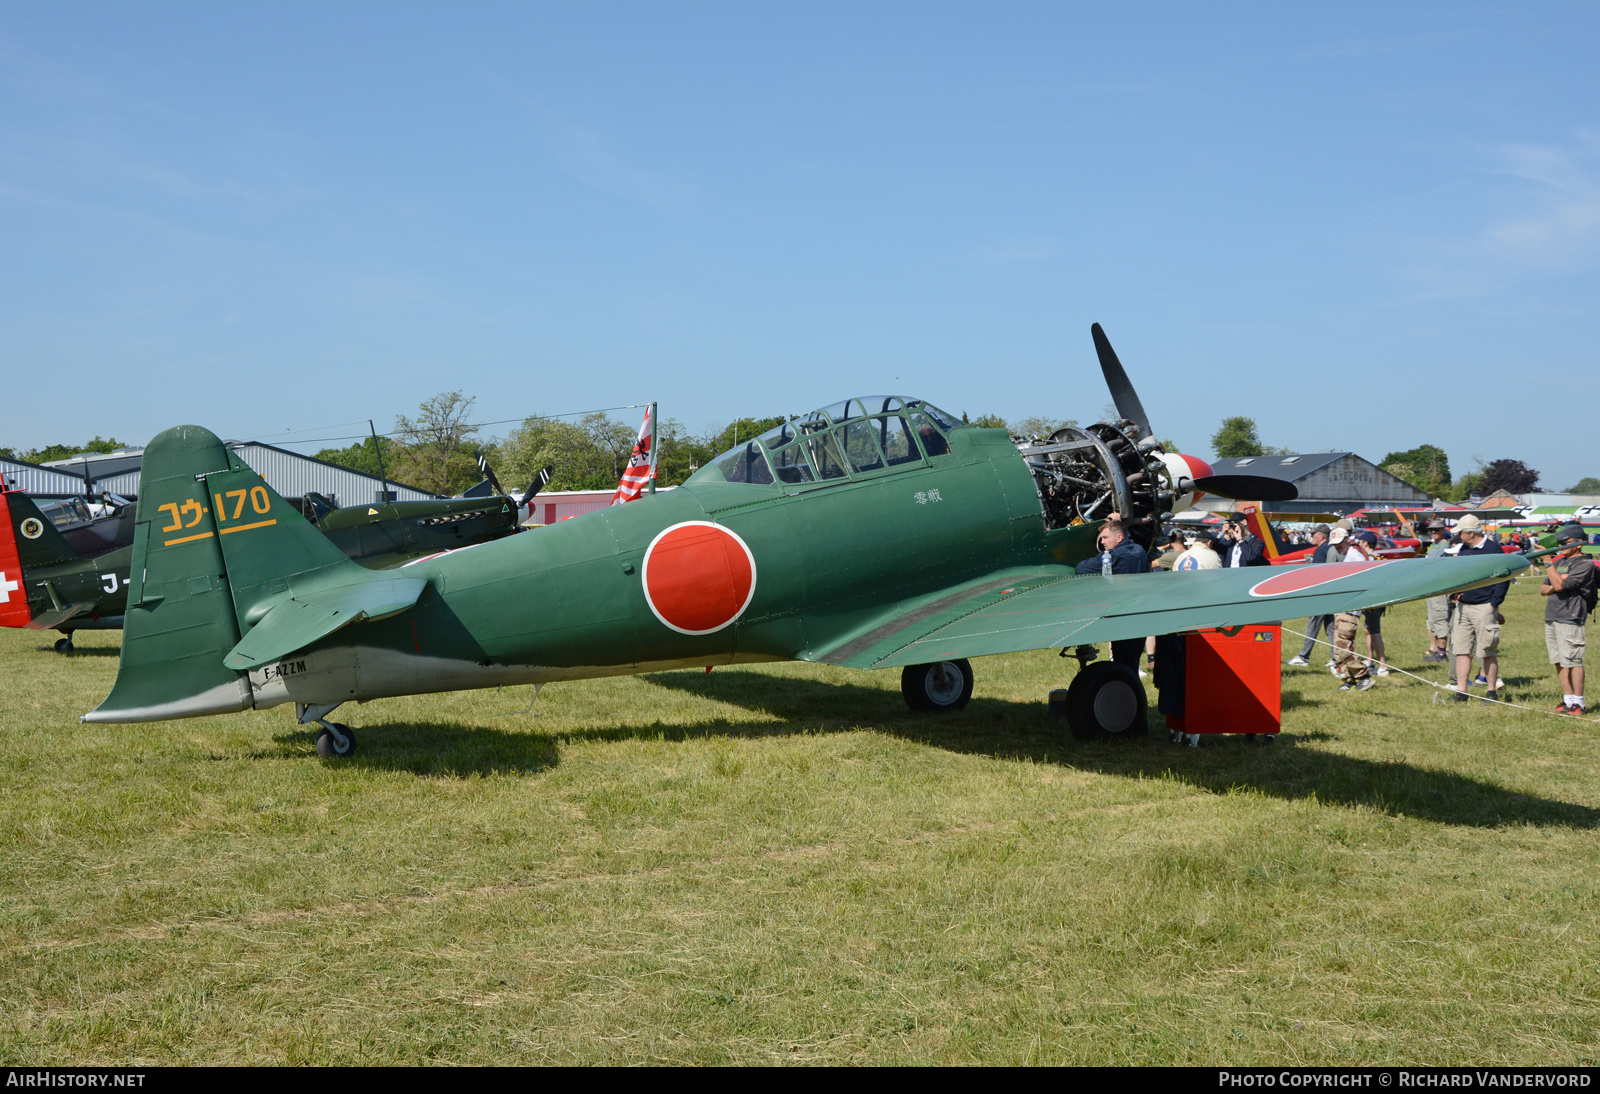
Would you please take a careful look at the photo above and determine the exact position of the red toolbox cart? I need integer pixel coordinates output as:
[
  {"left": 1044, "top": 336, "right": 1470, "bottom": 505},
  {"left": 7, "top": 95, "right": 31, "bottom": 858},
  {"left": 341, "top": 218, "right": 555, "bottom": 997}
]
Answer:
[{"left": 1165, "top": 624, "right": 1282, "bottom": 744}]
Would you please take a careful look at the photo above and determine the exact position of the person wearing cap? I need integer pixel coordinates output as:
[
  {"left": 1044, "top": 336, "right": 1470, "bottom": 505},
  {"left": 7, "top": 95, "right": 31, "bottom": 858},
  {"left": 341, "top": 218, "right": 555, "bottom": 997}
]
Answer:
[
  {"left": 1421, "top": 524, "right": 1454, "bottom": 663},
  {"left": 1353, "top": 530, "right": 1391, "bottom": 676},
  {"left": 1173, "top": 530, "right": 1222, "bottom": 571},
  {"left": 1448, "top": 513, "right": 1511, "bottom": 704},
  {"left": 1287, "top": 523, "right": 1336, "bottom": 667},
  {"left": 1540, "top": 524, "right": 1597, "bottom": 715},
  {"left": 1327, "top": 527, "right": 1375, "bottom": 691}
]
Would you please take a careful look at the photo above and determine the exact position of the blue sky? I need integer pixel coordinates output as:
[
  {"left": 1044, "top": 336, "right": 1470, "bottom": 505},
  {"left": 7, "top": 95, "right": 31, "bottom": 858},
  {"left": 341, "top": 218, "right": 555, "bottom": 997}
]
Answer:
[{"left": 2, "top": 2, "right": 1596, "bottom": 488}]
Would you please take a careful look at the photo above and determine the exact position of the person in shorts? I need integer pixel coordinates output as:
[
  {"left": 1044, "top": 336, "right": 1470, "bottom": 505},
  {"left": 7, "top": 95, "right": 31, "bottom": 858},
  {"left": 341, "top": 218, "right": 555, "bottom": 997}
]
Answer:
[
  {"left": 1449, "top": 514, "right": 1510, "bottom": 705},
  {"left": 1421, "top": 523, "right": 1453, "bottom": 662},
  {"left": 1541, "top": 524, "right": 1597, "bottom": 716}
]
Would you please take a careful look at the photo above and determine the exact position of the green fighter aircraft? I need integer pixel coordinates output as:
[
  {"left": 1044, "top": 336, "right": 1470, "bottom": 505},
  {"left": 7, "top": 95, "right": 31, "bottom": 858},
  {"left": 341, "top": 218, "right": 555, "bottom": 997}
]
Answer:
[
  {"left": 0, "top": 461, "right": 549, "bottom": 652},
  {"left": 75, "top": 328, "right": 1527, "bottom": 756}
]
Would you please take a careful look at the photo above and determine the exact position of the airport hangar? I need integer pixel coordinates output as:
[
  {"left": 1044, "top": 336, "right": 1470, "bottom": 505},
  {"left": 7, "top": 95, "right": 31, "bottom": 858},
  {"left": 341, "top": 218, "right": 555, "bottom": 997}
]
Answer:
[
  {"left": 2, "top": 441, "right": 439, "bottom": 508},
  {"left": 1186, "top": 452, "right": 1434, "bottom": 518}
]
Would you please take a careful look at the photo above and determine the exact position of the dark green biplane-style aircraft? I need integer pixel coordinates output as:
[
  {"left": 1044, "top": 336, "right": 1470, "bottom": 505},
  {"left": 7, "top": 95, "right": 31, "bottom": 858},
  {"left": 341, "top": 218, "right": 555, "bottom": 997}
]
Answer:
[
  {"left": 64, "top": 327, "right": 1525, "bottom": 757},
  {"left": 0, "top": 464, "right": 547, "bottom": 651}
]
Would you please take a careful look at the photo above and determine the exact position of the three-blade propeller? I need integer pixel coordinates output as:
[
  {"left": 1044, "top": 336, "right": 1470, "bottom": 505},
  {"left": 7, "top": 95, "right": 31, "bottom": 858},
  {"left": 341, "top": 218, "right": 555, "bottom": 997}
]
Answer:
[{"left": 1091, "top": 323, "right": 1299, "bottom": 506}]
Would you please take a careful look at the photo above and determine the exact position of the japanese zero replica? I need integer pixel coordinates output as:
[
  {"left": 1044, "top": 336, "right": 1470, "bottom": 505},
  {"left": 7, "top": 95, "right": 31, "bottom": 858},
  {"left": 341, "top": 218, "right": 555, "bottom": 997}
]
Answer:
[{"left": 60, "top": 327, "right": 1526, "bottom": 757}]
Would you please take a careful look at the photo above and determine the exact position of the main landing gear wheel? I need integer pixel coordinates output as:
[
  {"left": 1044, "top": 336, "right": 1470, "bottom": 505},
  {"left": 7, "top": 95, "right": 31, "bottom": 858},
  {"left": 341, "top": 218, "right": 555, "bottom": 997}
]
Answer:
[
  {"left": 53, "top": 637, "right": 74, "bottom": 654},
  {"left": 901, "top": 659, "right": 975, "bottom": 712},
  {"left": 315, "top": 722, "right": 357, "bottom": 759},
  {"left": 1065, "top": 661, "right": 1148, "bottom": 740}
]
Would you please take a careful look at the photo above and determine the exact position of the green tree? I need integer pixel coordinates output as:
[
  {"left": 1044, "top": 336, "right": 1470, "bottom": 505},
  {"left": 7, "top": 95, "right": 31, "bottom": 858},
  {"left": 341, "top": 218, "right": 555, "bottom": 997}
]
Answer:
[
  {"left": 312, "top": 436, "right": 405, "bottom": 481},
  {"left": 499, "top": 415, "right": 618, "bottom": 492},
  {"left": 1013, "top": 416, "right": 1079, "bottom": 441},
  {"left": 15, "top": 436, "right": 129, "bottom": 464},
  {"left": 700, "top": 417, "right": 789, "bottom": 457},
  {"left": 1566, "top": 476, "right": 1600, "bottom": 493},
  {"left": 391, "top": 391, "right": 482, "bottom": 495},
  {"left": 969, "top": 413, "right": 1009, "bottom": 430},
  {"left": 1380, "top": 444, "right": 1451, "bottom": 497},
  {"left": 1210, "top": 416, "right": 1264, "bottom": 458}
]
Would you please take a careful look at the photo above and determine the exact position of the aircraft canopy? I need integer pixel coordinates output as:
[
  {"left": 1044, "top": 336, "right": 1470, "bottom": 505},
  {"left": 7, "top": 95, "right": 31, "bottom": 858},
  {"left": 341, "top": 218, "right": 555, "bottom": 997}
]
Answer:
[{"left": 691, "top": 396, "right": 967, "bottom": 486}]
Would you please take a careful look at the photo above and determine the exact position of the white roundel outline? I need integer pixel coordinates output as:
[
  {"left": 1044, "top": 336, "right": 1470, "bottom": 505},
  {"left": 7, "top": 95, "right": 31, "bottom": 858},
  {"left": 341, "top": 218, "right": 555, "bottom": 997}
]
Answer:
[
  {"left": 19, "top": 517, "right": 44, "bottom": 540},
  {"left": 1247, "top": 560, "right": 1391, "bottom": 598},
  {"left": 640, "top": 520, "right": 758, "bottom": 636}
]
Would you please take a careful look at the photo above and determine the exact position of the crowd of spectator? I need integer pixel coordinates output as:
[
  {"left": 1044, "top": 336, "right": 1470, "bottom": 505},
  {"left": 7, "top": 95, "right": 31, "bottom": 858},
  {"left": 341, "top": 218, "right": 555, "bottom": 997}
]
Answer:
[{"left": 1126, "top": 514, "right": 1597, "bottom": 717}]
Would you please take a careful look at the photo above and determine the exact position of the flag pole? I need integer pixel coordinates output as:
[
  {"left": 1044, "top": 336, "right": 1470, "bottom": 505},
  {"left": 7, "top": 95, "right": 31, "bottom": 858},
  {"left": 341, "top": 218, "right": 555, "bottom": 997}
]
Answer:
[{"left": 647, "top": 401, "right": 658, "bottom": 495}]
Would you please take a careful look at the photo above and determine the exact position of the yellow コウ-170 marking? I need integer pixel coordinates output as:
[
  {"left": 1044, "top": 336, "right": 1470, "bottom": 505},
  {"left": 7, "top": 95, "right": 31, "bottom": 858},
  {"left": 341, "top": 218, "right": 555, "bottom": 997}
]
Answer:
[{"left": 164, "top": 484, "right": 275, "bottom": 545}]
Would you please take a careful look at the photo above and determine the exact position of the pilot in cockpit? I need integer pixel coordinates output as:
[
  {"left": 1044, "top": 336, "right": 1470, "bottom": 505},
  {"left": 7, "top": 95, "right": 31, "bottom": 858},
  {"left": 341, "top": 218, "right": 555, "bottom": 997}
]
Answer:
[{"left": 917, "top": 422, "right": 949, "bottom": 457}]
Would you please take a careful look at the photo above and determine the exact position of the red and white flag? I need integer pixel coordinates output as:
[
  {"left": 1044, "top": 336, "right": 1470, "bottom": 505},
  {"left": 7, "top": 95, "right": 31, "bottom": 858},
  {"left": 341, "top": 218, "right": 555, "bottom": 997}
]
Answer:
[{"left": 611, "top": 404, "right": 656, "bottom": 505}]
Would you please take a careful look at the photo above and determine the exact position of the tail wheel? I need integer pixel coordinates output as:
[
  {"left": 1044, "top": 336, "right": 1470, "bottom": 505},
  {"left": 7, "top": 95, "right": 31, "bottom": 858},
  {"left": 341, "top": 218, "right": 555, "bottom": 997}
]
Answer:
[
  {"left": 53, "top": 637, "right": 74, "bottom": 654},
  {"left": 1065, "top": 661, "right": 1148, "bottom": 740},
  {"left": 315, "top": 723, "right": 357, "bottom": 758},
  {"left": 901, "top": 659, "right": 975, "bottom": 712}
]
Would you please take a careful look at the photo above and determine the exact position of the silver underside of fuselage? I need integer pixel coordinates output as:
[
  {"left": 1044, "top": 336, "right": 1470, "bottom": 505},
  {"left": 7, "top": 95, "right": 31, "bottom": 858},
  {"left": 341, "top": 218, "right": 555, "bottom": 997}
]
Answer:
[{"left": 244, "top": 646, "right": 783, "bottom": 711}]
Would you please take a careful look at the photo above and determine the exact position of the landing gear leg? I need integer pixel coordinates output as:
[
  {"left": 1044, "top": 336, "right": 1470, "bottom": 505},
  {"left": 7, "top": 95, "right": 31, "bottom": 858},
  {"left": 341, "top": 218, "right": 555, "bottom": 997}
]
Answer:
[{"left": 53, "top": 636, "right": 74, "bottom": 654}]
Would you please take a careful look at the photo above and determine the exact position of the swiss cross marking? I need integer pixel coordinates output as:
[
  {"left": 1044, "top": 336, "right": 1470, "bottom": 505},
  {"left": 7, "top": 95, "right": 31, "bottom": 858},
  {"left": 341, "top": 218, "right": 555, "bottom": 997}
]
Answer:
[{"left": 0, "top": 571, "right": 17, "bottom": 603}]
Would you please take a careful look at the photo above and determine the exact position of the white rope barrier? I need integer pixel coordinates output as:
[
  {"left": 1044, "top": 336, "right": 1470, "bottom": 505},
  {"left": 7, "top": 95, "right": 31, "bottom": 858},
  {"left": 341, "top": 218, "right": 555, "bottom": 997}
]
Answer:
[{"left": 1277, "top": 622, "right": 1574, "bottom": 718}]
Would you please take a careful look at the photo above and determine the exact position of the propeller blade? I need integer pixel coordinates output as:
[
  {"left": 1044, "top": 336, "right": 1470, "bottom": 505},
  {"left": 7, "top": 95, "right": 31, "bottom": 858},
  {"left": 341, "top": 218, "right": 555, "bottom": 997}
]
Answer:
[
  {"left": 522, "top": 465, "right": 554, "bottom": 503},
  {"left": 474, "top": 450, "right": 506, "bottom": 498},
  {"left": 1090, "top": 323, "right": 1152, "bottom": 440},
  {"left": 1192, "top": 475, "right": 1300, "bottom": 503}
]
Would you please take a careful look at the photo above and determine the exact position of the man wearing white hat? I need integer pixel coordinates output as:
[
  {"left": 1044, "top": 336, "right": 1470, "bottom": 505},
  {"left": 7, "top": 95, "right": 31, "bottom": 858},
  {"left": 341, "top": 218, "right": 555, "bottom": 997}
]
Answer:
[
  {"left": 1448, "top": 514, "right": 1510, "bottom": 704},
  {"left": 1327, "top": 527, "right": 1374, "bottom": 691}
]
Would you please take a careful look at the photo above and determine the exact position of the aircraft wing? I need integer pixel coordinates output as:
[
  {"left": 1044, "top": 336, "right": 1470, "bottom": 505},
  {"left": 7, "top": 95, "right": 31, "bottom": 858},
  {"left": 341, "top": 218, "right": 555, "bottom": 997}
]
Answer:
[{"left": 806, "top": 555, "right": 1527, "bottom": 671}]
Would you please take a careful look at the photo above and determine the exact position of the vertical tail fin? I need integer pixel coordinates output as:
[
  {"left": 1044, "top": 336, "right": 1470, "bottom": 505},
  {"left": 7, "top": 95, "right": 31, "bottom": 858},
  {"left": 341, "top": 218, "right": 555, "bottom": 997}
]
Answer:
[
  {"left": 0, "top": 492, "right": 45, "bottom": 627},
  {"left": 1, "top": 489, "right": 85, "bottom": 571},
  {"left": 84, "top": 425, "right": 364, "bottom": 723}
]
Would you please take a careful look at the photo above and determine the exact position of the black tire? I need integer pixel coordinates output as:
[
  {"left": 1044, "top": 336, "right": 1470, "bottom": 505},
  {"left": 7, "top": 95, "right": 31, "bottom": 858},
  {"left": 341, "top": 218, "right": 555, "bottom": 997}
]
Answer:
[
  {"left": 901, "top": 659, "right": 975, "bottom": 712},
  {"left": 1065, "top": 661, "right": 1148, "bottom": 741},
  {"left": 315, "top": 723, "right": 357, "bottom": 758},
  {"left": 54, "top": 637, "right": 73, "bottom": 654}
]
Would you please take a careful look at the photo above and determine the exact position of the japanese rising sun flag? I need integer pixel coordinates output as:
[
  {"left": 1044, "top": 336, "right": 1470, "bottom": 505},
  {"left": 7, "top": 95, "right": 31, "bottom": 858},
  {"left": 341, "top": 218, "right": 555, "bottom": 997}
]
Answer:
[{"left": 611, "top": 404, "right": 656, "bottom": 505}]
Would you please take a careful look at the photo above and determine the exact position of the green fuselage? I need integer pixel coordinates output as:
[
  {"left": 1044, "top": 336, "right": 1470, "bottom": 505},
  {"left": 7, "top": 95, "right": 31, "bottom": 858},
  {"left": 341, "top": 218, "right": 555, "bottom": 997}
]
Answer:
[{"left": 244, "top": 425, "right": 1098, "bottom": 709}]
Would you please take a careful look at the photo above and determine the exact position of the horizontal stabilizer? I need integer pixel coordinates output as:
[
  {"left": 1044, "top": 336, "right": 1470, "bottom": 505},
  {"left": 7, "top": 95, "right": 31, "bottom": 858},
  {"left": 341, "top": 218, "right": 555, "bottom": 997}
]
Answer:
[
  {"left": 224, "top": 576, "right": 426, "bottom": 671},
  {"left": 25, "top": 604, "right": 91, "bottom": 631}
]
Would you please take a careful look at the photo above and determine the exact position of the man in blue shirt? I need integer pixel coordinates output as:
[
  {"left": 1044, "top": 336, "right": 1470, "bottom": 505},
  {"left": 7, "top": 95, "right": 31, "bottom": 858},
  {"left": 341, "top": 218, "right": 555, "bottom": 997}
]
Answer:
[{"left": 1075, "top": 516, "right": 1151, "bottom": 670}]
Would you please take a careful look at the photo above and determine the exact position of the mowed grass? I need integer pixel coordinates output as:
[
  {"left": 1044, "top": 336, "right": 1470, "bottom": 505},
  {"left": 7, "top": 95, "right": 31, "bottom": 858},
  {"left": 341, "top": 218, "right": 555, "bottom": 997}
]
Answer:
[{"left": 2, "top": 577, "right": 1598, "bottom": 1065}]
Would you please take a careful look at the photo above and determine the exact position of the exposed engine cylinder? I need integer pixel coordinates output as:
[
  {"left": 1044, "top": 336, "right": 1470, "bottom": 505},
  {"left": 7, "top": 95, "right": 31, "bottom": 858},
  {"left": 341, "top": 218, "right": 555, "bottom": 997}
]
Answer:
[{"left": 1018, "top": 419, "right": 1177, "bottom": 548}]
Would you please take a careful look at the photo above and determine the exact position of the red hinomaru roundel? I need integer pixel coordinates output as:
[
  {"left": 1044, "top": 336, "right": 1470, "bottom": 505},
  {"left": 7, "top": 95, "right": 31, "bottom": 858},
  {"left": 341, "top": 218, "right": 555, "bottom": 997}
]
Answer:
[
  {"left": 641, "top": 521, "right": 757, "bottom": 635},
  {"left": 1249, "top": 560, "right": 1391, "bottom": 598}
]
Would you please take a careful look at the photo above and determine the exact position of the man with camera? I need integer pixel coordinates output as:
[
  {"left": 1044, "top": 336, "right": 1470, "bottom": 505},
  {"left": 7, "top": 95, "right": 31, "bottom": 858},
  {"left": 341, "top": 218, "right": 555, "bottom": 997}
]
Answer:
[{"left": 1541, "top": 523, "right": 1597, "bottom": 716}]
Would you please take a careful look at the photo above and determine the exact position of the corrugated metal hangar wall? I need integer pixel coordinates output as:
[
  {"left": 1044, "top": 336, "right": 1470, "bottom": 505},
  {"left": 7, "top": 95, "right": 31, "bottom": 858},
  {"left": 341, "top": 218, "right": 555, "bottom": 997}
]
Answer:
[{"left": 10, "top": 442, "right": 439, "bottom": 505}]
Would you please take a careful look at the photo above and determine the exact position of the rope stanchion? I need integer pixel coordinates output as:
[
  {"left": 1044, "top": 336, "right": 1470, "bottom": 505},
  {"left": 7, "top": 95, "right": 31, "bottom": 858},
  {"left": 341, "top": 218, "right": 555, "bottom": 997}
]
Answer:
[{"left": 1278, "top": 623, "right": 1572, "bottom": 718}]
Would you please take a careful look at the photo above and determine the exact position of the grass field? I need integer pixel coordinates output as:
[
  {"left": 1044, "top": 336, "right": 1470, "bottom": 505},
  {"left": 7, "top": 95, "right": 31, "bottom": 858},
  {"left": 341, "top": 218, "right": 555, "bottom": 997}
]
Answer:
[{"left": 1, "top": 575, "right": 1597, "bottom": 1065}]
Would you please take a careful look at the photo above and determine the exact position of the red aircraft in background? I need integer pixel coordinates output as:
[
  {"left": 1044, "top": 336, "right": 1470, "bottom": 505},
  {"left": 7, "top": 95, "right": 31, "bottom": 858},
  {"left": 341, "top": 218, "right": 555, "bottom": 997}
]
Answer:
[{"left": 1237, "top": 507, "right": 1423, "bottom": 565}]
